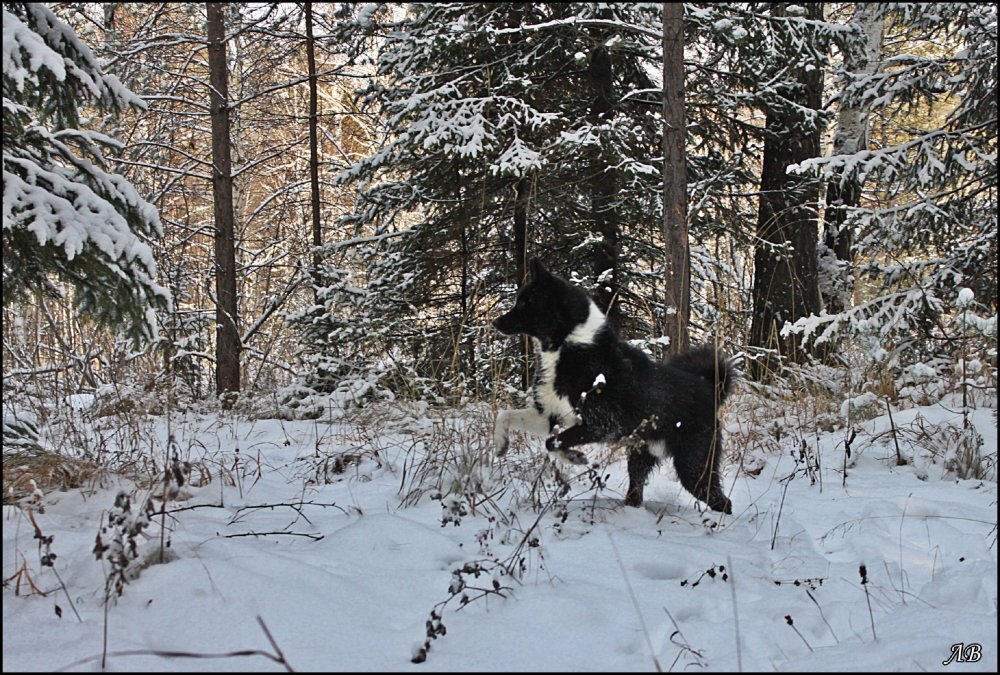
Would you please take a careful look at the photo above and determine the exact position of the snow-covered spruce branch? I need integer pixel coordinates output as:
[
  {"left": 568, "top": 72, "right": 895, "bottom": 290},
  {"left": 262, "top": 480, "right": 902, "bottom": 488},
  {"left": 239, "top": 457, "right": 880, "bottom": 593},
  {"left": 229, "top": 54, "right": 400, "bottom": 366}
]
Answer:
[
  {"left": 781, "top": 288, "right": 935, "bottom": 347},
  {"left": 789, "top": 119, "right": 998, "bottom": 179}
]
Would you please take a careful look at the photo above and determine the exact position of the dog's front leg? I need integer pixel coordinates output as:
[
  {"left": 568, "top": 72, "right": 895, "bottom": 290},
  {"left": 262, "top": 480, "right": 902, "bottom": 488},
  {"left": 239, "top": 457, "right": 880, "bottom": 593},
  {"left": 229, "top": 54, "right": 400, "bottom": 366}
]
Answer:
[
  {"left": 494, "top": 408, "right": 551, "bottom": 455},
  {"left": 545, "top": 424, "right": 604, "bottom": 465}
]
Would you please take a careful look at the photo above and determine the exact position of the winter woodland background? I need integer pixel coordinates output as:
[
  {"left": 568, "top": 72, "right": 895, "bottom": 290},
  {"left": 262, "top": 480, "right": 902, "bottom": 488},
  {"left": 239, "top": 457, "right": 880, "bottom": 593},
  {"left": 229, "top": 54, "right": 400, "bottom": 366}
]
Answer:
[{"left": 2, "top": 2, "right": 997, "bottom": 672}]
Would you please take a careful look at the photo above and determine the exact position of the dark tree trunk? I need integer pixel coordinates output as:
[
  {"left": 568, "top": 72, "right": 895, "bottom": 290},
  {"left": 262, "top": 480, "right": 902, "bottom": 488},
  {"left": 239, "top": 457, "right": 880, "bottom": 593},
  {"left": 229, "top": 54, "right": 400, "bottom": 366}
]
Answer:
[
  {"left": 588, "top": 43, "right": 620, "bottom": 333},
  {"left": 305, "top": 2, "right": 322, "bottom": 282},
  {"left": 662, "top": 2, "right": 690, "bottom": 356},
  {"left": 513, "top": 176, "right": 532, "bottom": 390},
  {"left": 454, "top": 169, "right": 473, "bottom": 380},
  {"left": 207, "top": 2, "right": 240, "bottom": 400},
  {"left": 748, "top": 2, "right": 825, "bottom": 373}
]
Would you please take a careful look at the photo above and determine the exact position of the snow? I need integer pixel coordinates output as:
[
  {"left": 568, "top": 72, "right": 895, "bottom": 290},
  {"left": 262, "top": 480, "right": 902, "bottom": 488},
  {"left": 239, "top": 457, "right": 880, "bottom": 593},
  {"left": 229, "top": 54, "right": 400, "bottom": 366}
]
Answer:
[
  {"left": 2, "top": 9, "right": 67, "bottom": 90},
  {"left": 712, "top": 18, "right": 748, "bottom": 43},
  {"left": 356, "top": 3, "right": 378, "bottom": 28},
  {"left": 3, "top": 3, "right": 168, "bottom": 342},
  {"left": 492, "top": 136, "right": 542, "bottom": 177},
  {"left": 2, "top": 5, "right": 144, "bottom": 110},
  {"left": 3, "top": 398, "right": 996, "bottom": 672},
  {"left": 729, "top": 25, "right": 748, "bottom": 42},
  {"left": 65, "top": 393, "right": 95, "bottom": 411}
]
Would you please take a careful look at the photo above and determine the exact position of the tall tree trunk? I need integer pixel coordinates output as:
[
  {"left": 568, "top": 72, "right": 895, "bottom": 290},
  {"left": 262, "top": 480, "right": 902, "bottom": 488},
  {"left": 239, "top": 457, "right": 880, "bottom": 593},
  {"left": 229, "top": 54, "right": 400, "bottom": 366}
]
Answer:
[
  {"left": 513, "top": 175, "right": 532, "bottom": 390},
  {"left": 662, "top": 2, "right": 690, "bottom": 356},
  {"left": 207, "top": 2, "right": 240, "bottom": 400},
  {"left": 305, "top": 2, "right": 322, "bottom": 283},
  {"left": 821, "top": 2, "right": 883, "bottom": 314},
  {"left": 748, "top": 2, "right": 825, "bottom": 373},
  {"left": 588, "top": 43, "right": 620, "bottom": 332},
  {"left": 460, "top": 198, "right": 470, "bottom": 378},
  {"left": 454, "top": 168, "right": 472, "bottom": 380}
]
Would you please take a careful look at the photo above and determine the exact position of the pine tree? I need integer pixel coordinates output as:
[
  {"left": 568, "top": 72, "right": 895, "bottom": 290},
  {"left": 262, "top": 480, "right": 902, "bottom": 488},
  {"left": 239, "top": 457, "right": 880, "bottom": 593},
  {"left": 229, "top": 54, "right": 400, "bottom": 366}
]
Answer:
[
  {"left": 86, "top": 3, "right": 338, "bottom": 397},
  {"left": 662, "top": 2, "right": 690, "bottom": 355},
  {"left": 3, "top": 3, "right": 169, "bottom": 343},
  {"left": 206, "top": 2, "right": 240, "bottom": 399},
  {"left": 682, "top": 3, "right": 845, "bottom": 353}
]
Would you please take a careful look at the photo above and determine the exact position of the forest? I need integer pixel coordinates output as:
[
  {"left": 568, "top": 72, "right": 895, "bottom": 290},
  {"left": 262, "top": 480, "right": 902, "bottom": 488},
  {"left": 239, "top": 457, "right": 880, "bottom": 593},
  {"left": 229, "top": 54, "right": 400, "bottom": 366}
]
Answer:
[{"left": 3, "top": 3, "right": 997, "bottom": 672}]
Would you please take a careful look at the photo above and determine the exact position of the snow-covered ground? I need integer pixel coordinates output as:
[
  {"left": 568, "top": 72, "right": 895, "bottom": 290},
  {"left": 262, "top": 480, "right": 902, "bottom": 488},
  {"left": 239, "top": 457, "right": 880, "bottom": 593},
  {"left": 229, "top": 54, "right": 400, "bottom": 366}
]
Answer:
[{"left": 3, "top": 397, "right": 997, "bottom": 672}]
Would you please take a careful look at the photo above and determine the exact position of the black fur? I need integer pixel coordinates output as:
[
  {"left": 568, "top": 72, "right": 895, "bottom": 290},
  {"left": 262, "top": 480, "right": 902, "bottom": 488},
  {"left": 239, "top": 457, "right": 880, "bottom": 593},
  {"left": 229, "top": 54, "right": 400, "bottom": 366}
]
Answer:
[{"left": 493, "top": 258, "right": 734, "bottom": 514}]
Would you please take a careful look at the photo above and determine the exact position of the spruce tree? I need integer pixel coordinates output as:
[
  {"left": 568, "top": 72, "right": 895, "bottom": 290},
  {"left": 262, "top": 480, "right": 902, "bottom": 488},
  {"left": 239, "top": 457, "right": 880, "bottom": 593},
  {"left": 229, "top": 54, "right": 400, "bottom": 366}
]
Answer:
[
  {"left": 294, "top": 2, "right": 670, "bottom": 403},
  {"left": 786, "top": 3, "right": 997, "bottom": 368},
  {"left": 3, "top": 3, "right": 169, "bottom": 343},
  {"left": 682, "top": 3, "right": 844, "bottom": 352}
]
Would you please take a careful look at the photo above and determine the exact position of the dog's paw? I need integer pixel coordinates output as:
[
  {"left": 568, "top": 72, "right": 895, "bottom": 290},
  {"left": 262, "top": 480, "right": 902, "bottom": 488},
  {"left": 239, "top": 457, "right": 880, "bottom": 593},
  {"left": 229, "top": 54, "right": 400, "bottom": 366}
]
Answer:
[
  {"left": 494, "top": 414, "right": 510, "bottom": 456},
  {"left": 552, "top": 449, "right": 588, "bottom": 465},
  {"left": 493, "top": 426, "right": 509, "bottom": 456},
  {"left": 547, "top": 440, "right": 587, "bottom": 465},
  {"left": 545, "top": 435, "right": 586, "bottom": 464},
  {"left": 709, "top": 495, "right": 733, "bottom": 515}
]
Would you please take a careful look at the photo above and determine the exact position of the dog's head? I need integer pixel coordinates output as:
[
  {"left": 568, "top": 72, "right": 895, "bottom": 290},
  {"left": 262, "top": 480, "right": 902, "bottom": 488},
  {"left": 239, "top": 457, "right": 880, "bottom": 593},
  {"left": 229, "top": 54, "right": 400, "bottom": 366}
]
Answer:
[{"left": 493, "top": 258, "right": 592, "bottom": 348}]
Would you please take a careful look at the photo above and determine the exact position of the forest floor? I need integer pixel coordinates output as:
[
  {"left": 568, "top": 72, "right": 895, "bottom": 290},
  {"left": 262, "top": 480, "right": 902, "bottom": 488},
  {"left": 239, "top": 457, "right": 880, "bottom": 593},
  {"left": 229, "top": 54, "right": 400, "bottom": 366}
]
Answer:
[{"left": 2, "top": 390, "right": 997, "bottom": 672}]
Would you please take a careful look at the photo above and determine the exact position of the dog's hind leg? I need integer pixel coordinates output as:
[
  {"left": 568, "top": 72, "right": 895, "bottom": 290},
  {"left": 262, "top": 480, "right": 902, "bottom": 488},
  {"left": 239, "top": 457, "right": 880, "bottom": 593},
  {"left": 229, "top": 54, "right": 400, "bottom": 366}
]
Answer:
[
  {"left": 673, "top": 429, "right": 732, "bottom": 514},
  {"left": 494, "top": 408, "right": 551, "bottom": 455},
  {"left": 625, "top": 445, "right": 660, "bottom": 507}
]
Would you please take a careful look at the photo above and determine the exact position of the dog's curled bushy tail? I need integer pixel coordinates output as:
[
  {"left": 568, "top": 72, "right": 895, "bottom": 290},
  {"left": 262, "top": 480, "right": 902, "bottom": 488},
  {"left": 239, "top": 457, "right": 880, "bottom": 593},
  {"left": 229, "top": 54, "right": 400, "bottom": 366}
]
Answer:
[{"left": 668, "top": 345, "right": 735, "bottom": 406}]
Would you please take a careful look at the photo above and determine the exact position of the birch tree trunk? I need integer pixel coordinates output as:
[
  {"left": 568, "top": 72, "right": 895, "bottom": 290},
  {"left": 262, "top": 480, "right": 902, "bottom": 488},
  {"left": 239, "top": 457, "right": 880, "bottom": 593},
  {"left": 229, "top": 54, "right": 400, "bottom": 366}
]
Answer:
[{"left": 821, "top": 3, "right": 884, "bottom": 313}]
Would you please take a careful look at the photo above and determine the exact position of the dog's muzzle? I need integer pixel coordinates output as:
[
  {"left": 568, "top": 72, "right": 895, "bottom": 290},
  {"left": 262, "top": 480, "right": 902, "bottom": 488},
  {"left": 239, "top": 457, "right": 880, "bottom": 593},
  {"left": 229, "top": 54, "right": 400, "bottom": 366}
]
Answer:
[{"left": 492, "top": 315, "right": 514, "bottom": 334}]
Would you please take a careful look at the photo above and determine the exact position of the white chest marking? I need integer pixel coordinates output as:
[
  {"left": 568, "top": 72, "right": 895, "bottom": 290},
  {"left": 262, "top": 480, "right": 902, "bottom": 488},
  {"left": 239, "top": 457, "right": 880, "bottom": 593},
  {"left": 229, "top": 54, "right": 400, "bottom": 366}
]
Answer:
[
  {"left": 648, "top": 439, "right": 667, "bottom": 458},
  {"left": 534, "top": 347, "right": 577, "bottom": 429},
  {"left": 565, "top": 302, "right": 605, "bottom": 346}
]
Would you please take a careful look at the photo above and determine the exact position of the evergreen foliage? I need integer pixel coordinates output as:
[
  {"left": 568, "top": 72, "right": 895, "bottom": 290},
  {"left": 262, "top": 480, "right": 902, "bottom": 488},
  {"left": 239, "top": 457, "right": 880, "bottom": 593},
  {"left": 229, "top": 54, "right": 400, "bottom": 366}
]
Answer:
[
  {"left": 5, "top": 2, "right": 984, "bottom": 413},
  {"left": 786, "top": 3, "right": 998, "bottom": 370},
  {"left": 2, "top": 3, "right": 169, "bottom": 343},
  {"left": 293, "top": 3, "right": 685, "bottom": 404},
  {"left": 287, "top": 2, "right": 995, "bottom": 405}
]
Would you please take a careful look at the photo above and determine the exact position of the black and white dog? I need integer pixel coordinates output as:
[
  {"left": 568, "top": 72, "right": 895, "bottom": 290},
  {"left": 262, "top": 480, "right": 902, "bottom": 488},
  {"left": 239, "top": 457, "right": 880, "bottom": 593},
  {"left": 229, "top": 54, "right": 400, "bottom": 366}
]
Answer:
[{"left": 493, "top": 258, "right": 734, "bottom": 514}]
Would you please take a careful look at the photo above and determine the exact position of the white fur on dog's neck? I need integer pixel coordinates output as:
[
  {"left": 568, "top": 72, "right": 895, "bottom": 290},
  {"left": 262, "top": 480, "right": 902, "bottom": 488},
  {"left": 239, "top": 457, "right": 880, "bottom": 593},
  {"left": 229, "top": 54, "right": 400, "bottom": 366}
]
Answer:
[
  {"left": 565, "top": 301, "right": 606, "bottom": 346},
  {"left": 535, "top": 348, "right": 577, "bottom": 428},
  {"left": 524, "top": 301, "right": 604, "bottom": 432}
]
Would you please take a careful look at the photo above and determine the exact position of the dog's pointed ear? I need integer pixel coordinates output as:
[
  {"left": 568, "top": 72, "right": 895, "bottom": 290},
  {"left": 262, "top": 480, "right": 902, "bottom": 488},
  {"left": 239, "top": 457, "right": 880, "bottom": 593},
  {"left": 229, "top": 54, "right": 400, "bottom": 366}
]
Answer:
[{"left": 530, "top": 257, "right": 550, "bottom": 281}]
